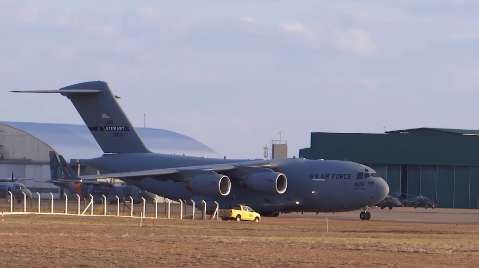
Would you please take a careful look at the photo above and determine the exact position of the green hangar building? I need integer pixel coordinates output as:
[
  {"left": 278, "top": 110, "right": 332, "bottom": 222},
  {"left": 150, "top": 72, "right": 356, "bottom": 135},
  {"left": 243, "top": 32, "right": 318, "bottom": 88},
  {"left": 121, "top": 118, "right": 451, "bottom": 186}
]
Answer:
[{"left": 299, "top": 128, "right": 479, "bottom": 209}]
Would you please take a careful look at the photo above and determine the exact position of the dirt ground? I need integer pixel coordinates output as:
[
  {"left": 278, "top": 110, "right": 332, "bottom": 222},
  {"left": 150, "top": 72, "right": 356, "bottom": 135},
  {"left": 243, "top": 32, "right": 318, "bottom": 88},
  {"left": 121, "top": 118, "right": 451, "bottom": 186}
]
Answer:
[{"left": 0, "top": 209, "right": 479, "bottom": 267}]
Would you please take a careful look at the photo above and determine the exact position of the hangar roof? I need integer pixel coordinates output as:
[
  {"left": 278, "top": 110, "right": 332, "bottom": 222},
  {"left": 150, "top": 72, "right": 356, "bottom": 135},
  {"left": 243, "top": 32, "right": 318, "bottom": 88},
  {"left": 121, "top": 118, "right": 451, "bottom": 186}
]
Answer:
[
  {"left": 300, "top": 127, "right": 479, "bottom": 166},
  {"left": 1, "top": 121, "right": 216, "bottom": 160},
  {"left": 385, "top": 127, "right": 479, "bottom": 136}
]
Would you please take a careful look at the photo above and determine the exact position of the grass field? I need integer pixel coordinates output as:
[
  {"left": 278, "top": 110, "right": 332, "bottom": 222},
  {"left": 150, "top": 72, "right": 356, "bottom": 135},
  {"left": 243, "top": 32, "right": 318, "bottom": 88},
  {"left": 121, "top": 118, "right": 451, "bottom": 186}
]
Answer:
[{"left": 0, "top": 209, "right": 478, "bottom": 267}]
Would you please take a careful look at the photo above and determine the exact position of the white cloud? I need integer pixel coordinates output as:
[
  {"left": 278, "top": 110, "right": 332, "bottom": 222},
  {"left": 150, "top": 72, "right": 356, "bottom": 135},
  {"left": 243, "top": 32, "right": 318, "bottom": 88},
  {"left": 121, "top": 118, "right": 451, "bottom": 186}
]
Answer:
[
  {"left": 136, "top": 7, "right": 162, "bottom": 23},
  {"left": 50, "top": 46, "right": 77, "bottom": 62},
  {"left": 280, "top": 22, "right": 312, "bottom": 36},
  {"left": 14, "top": 3, "right": 43, "bottom": 24},
  {"left": 279, "top": 22, "right": 319, "bottom": 47},
  {"left": 450, "top": 32, "right": 479, "bottom": 41},
  {"left": 240, "top": 17, "right": 255, "bottom": 24},
  {"left": 355, "top": 79, "right": 380, "bottom": 91},
  {"left": 87, "top": 24, "right": 117, "bottom": 39},
  {"left": 336, "top": 29, "right": 376, "bottom": 56}
]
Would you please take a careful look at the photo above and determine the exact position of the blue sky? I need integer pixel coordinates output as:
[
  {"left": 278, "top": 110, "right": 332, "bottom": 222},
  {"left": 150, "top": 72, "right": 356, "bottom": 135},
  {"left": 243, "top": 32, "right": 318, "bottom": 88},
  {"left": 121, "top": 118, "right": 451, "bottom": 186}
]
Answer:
[{"left": 1, "top": 1, "right": 478, "bottom": 158}]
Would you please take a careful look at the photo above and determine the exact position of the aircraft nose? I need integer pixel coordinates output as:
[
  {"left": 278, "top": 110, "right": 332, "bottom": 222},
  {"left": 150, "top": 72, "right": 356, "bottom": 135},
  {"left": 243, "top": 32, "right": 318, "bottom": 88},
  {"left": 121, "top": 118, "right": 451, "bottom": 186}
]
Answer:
[{"left": 374, "top": 176, "right": 389, "bottom": 202}]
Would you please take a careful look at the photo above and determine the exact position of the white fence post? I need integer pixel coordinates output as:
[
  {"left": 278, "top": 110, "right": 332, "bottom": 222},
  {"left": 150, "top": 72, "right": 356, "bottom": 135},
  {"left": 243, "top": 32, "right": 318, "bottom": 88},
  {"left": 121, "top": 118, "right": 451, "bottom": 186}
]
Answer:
[
  {"left": 22, "top": 192, "right": 27, "bottom": 213},
  {"left": 64, "top": 193, "right": 68, "bottom": 214},
  {"left": 37, "top": 192, "right": 41, "bottom": 214},
  {"left": 115, "top": 195, "right": 120, "bottom": 217},
  {"left": 191, "top": 200, "right": 195, "bottom": 220},
  {"left": 201, "top": 200, "right": 206, "bottom": 220},
  {"left": 102, "top": 195, "right": 107, "bottom": 216},
  {"left": 81, "top": 195, "right": 94, "bottom": 216},
  {"left": 7, "top": 191, "right": 13, "bottom": 213},
  {"left": 179, "top": 199, "right": 183, "bottom": 220},
  {"left": 142, "top": 197, "right": 146, "bottom": 218},
  {"left": 167, "top": 199, "right": 171, "bottom": 219},
  {"left": 129, "top": 196, "right": 134, "bottom": 217},
  {"left": 155, "top": 198, "right": 158, "bottom": 219},
  {"left": 49, "top": 193, "right": 54, "bottom": 214},
  {"left": 76, "top": 194, "right": 81, "bottom": 215},
  {"left": 89, "top": 194, "right": 94, "bottom": 215},
  {"left": 213, "top": 201, "right": 220, "bottom": 221}
]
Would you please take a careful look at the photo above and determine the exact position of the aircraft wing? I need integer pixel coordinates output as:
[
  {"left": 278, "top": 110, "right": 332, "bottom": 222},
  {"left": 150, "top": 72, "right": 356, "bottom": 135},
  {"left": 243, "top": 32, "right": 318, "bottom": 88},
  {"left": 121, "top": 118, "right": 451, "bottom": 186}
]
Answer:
[
  {"left": 50, "top": 178, "right": 112, "bottom": 185},
  {"left": 78, "top": 159, "right": 273, "bottom": 181}
]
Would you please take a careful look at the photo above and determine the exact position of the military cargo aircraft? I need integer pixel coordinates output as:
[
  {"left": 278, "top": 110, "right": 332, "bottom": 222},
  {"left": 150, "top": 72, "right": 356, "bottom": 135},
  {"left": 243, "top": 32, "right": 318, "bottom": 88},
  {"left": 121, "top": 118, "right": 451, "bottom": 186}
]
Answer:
[
  {"left": 399, "top": 194, "right": 437, "bottom": 209},
  {"left": 12, "top": 81, "right": 389, "bottom": 220},
  {"left": 376, "top": 195, "right": 403, "bottom": 209},
  {"left": 0, "top": 173, "right": 33, "bottom": 202}
]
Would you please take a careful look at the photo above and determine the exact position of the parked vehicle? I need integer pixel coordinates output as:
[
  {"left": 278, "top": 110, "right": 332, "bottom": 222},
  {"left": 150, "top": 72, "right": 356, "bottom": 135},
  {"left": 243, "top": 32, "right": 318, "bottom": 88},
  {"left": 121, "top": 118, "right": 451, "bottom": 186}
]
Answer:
[{"left": 221, "top": 205, "right": 261, "bottom": 222}]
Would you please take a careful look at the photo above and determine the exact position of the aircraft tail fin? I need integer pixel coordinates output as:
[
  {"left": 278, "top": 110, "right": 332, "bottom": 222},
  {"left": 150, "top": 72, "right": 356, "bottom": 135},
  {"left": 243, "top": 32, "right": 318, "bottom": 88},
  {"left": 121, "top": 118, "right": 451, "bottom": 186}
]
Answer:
[
  {"left": 49, "top": 151, "right": 77, "bottom": 179},
  {"left": 14, "top": 81, "right": 150, "bottom": 154}
]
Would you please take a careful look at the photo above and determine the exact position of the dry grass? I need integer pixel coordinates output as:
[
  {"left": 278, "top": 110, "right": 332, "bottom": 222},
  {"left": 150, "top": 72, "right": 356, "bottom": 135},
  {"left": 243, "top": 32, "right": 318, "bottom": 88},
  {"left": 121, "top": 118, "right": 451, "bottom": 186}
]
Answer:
[{"left": 0, "top": 212, "right": 478, "bottom": 267}]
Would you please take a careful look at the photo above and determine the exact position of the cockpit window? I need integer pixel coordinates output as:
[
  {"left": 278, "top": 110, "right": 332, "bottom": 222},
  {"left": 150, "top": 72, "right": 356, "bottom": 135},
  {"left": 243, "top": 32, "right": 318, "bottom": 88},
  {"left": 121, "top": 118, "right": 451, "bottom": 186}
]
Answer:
[{"left": 356, "top": 172, "right": 364, "bottom": 179}]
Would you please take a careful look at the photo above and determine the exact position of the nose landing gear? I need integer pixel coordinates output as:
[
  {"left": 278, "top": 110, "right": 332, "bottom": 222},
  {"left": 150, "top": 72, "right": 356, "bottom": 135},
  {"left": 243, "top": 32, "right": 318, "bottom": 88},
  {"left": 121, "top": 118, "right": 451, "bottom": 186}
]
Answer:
[{"left": 359, "top": 209, "right": 371, "bottom": 220}]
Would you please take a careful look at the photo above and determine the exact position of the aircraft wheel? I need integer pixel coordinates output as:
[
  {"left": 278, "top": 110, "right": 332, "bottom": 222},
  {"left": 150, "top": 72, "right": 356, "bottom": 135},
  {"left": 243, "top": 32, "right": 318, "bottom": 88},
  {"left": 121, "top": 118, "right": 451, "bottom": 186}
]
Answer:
[
  {"left": 254, "top": 217, "right": 260, "bottom": 223},
  {"left": 365, "top": 211, "right": 371, "bottom": 220},
  {"left": 360, "top": 211, "right": 371, "bottom": 221},
  {"left": 359, "top": 211, "right": 366, "bottom": 220},
  {"left": 236, "top": 215, "right": 241, "bottom": 222}
]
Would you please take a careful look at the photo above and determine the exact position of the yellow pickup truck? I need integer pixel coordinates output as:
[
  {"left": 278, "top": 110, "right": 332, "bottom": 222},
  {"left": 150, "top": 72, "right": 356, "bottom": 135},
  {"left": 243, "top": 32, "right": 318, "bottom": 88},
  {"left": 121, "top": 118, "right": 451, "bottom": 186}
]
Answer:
[{"left": 221, "top": 205, "right": 261, "bottom": 222}]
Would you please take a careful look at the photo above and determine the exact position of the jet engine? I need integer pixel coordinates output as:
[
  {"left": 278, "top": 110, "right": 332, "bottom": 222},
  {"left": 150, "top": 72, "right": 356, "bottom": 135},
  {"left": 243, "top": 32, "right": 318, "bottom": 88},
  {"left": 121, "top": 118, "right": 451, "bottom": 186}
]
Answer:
[
  {"left": 189, "top": 173, "right": 231, "bottom": 196},
  {"left": 242, "top": 170, "right": 287, "bottom": 194}
]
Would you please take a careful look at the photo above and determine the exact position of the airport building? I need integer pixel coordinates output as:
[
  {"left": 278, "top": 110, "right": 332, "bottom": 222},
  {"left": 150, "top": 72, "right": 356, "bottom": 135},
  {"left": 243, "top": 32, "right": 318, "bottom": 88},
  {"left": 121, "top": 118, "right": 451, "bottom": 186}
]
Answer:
[
  {"left": 299, "top": 128, "right": 479, "bottom": 209},
  {"left": 0, "top": 121, "right": 216, "bottom": 194}
]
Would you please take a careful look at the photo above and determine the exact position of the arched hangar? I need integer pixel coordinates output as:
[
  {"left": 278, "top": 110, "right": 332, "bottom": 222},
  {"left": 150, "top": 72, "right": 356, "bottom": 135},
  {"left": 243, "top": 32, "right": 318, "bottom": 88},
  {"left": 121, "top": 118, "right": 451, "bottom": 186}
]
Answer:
[{"left": 0, "top": 121, "right": 216, "bottom": 193}]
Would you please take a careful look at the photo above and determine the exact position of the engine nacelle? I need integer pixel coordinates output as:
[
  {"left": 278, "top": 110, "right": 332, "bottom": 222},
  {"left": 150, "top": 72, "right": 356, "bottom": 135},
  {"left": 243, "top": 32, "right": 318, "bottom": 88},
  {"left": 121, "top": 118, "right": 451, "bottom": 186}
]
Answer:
[
  {"left": 242, "top": 170, "right": 287, "bottom": 194},
  {"left": 189, "top": 173, "right": 231, "bottom": 196}
]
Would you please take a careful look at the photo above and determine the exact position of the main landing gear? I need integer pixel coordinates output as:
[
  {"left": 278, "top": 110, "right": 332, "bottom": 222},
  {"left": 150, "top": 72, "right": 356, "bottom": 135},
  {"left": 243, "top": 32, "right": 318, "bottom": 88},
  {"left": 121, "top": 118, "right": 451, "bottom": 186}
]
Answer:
[{"left": 359, "top": 209, "right": 371, "bottom": 221}]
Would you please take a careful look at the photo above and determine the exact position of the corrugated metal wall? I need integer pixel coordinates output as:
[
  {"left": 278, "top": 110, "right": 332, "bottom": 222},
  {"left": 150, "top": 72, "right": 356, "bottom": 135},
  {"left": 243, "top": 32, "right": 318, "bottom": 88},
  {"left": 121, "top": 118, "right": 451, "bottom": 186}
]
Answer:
[
  {"left": 372, "top": 164, "right": 479, "bottom": 208},
  {"left": 0, "top": 164, "right": 50, "bottom": 180}
]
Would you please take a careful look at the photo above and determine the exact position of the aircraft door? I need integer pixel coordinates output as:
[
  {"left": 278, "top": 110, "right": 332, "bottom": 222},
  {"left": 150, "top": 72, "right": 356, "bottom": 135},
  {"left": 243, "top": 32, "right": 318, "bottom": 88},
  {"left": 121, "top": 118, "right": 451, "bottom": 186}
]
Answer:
[{"left": 311, "top": 173, "right": 322, "bottom": 199}]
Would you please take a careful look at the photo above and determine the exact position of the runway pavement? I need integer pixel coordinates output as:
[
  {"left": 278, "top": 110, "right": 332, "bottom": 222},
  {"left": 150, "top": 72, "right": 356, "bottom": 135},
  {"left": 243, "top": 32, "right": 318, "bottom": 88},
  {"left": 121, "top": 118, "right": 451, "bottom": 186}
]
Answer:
[{"left": 282, "top": 207, "right": 479, "bottom": 224}]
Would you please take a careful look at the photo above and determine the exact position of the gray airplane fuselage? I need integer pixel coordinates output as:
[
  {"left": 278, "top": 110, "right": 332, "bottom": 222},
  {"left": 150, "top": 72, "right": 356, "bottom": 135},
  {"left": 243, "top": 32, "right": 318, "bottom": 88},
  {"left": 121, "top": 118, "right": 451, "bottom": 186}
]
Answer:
[{"left": 79, "top": 153, "right": 389, "bottom": 214}]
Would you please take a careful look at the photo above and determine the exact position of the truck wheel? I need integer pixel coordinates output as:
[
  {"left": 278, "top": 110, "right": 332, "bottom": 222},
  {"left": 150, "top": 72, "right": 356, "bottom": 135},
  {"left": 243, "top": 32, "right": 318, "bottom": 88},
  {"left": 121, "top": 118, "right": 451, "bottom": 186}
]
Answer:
[
  {"left": 236, "top": 215, "right": 241, "bottom": 222},
  {"left": 254, "top": 217, "right": 260, "bottom": 223}
]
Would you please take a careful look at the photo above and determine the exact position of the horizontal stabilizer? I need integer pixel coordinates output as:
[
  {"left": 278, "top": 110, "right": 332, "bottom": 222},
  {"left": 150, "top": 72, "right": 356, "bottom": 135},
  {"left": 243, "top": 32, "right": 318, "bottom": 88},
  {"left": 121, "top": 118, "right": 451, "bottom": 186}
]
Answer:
[
  {"left": 10, "top": 89, "right": 101, "bottom": 94},
  {"left": 13, "top": 81, "right": 150, "bottom": 153},
  {"left": 11, "top": 81, "right": 150, "bottom": 153}
]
